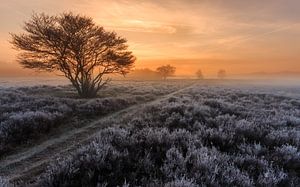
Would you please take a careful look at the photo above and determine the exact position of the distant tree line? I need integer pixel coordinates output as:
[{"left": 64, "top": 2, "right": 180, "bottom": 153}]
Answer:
[
  {"left": 196, "top": 69, "right": 227, "bottom": 79},
  {"left": 128, "top": 67, "right": 227, "bottom": 80}
]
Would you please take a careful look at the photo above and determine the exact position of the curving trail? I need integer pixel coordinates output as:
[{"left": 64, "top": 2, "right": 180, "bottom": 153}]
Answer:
[{"left": 0, "top": 83, "right": 196, "bottom": 186}]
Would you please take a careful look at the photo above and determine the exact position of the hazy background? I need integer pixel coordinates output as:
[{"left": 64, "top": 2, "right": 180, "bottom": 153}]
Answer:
[{"left": 0, "top": 0, "right": 300, "bottom": 78}]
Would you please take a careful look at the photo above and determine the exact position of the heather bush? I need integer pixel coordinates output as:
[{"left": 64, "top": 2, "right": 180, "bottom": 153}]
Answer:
[
  {"left": 40, "top": 84, "right": 300, "bottom": 186},
  {"left": 164, "top": 178, "right": 197, "bottom": 187},
  {"left": 0, "top": 81, "right": 191, "bottom": 155},
  {"left": 40, "top": 128, "right": 203, "bottom": 186},
  {"left": 0, "top": 111, "right": 65, "bottom": 154},
  {"left": 41, "top": 126, "right": 293, "bottom": 186},
  {"left": 75, "top": 97, "right": 137, "bottom": 116},
  {"left": 0, "top": 177, "right": 9, "bottom": 187}
]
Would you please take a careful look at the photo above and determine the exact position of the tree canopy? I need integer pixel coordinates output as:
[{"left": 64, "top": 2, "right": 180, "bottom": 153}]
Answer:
[
  {"left": 196, "top": 69, "right": 204, "bottom": 79},
  {"left": 11, "top": 12, "right": 136, "bottom": 98},
  {"left": 156, "top": 64, "right": 176, "bottom": 80}
]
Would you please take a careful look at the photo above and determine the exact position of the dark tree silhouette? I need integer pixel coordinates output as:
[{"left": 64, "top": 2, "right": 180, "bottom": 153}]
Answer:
[
  {"left": 11, "top": 12, "right": 136, "bottom": 98},
  {"left": 196, "top": 69, "right": 204, "bottom": 79},
  {"left": 156, "top": 64, "right": 176, "bottom": 80},
  {"left": 217, "top": 69, "right": 226, "bottom": 79}
]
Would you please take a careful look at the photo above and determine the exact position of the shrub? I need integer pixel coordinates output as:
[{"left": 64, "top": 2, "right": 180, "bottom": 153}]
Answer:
[
  {"left": 0, "top": 177, "right": 9, "bottom": 187},
  {"left": 0, "top": 111, "right": 65, "bottom": 154},
  {"left": 5, "top": 83, "right": 300, "bottom": 186},
  {"left": 0, "top": 81, "right": 190, "bottom": 154}
]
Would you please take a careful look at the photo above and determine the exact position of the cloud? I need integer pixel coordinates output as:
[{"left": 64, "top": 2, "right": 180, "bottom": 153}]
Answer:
[{"left": 102, "top": 19, "right": 177, "bottom": 34}]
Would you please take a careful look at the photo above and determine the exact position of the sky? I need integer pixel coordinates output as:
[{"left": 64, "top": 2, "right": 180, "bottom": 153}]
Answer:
[{"left": 0, "top": 0, "right": 300, "bottom": 77}]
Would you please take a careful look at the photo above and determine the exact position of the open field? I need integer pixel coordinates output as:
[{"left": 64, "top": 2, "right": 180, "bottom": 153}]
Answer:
[
  {"left": 0, "top": 80, "right": 300, "bottom": 186},
  {"left": 0, "top": 80, "right": 192, "bottom": 155}
]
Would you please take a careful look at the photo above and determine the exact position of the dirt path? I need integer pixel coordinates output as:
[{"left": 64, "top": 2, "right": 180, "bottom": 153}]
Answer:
[{"left": 0, "top": 83, "right": 196, "bottom": 186}]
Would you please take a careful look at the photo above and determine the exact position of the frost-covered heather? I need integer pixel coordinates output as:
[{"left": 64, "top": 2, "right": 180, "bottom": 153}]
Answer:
[
  {"left": 0, "top": 81, "right": 190, "bottom": 155},
  {"left": 41, "top": 85, "right": 300, "bottom": 186},
  {"left": 0, "top": 176, "right": 9, "bottom": 187}
]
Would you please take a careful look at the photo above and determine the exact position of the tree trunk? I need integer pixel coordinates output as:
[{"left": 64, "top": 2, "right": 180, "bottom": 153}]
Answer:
[
  {"left": 72, "top": 81, "right": 98, "bottom": 98},
  {"left": 79, "top": 87, "right": 98, "bottom": 98}
]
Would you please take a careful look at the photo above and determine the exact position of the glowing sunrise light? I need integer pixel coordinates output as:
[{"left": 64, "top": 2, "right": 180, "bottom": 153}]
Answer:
[{"left": 1, "top": 0, "right": 300, "bottom": 77}]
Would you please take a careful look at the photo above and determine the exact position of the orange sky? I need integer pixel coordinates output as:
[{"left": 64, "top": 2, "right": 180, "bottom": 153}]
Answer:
[{"left": 0, "top": 0, "right": 300, "bottom": 77}]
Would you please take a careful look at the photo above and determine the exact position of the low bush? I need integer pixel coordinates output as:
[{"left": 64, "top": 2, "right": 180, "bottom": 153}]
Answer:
[
  {"left": 0, "top": 111, "right": 65, "bottom": 154},
  {"left": 0, "top": 81, "right": 191, "bottom": 155},
  {"left": 0, "top": 177, "right": 9, "bottom": 187},
  {"left": 41, "top": 85, "right": 300, "bottom": 186}
]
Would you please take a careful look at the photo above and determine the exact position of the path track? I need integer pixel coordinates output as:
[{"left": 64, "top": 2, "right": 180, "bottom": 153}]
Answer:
[{"left": 0, "top": 83, "right": 196, "bottom": 186}]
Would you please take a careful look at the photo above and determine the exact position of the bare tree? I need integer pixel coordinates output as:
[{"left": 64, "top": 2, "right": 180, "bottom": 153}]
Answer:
[
  {"left": 217, "top": 69, "right": 226, "bottom": 79},
  {"left": 196, "top": 69, "right": 204, "bottom": 79},
  {"left": 156, "top": 64, "right": 176, "bottom": 80},
  {"left": 11, "top": 12, "right": 136, "bottom": 98}
]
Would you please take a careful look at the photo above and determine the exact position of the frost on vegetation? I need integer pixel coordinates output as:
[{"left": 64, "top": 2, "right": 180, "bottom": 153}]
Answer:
[
  {"left": 164, "top": 178, "right": 198, "bottom": 187},
  {"left": 2, "top": 82, "right": 300, "bottom": 186},
  {"left": 40, "top": 84, "right": 300, "bottom": 186},
  {"left": 0, "top": 177, "right": 9, "bottom": 187},
  {"left": 0, "top": 82, "right": 190, "bottom": 154}
]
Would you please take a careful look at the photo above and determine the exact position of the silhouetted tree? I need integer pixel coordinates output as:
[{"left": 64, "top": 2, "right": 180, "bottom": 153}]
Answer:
[
  {"left": 217, "top": 69, "right": 226, "bottom": 79},
  {"left": 196, "top": 69, "right": 204, "bottom": 79},
  {"left": 156, "top": 64, "right": 176, "bottom": 80},
  {"left": 11, "top": 12, "right": 136, "bottom": 98}
]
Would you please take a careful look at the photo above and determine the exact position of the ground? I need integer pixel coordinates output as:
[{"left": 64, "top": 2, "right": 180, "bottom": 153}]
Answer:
[{"left": 0, "top": 80, "right": 299, "bottom": 187}]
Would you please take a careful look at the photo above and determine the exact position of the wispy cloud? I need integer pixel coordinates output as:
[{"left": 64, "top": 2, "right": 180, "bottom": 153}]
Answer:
[
  {"left": 100, "top": 19, "right": 177, "bottom": 34},
  {"left": 223, "top": 23, "right": 299, "bottom": 45}
]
